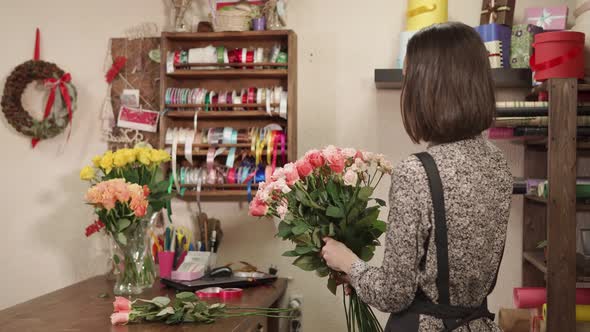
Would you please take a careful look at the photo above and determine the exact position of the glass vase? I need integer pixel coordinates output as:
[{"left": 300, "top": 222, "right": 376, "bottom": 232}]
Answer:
[{"left": 112, "top": 218, "right": 155, "bottom": 295}]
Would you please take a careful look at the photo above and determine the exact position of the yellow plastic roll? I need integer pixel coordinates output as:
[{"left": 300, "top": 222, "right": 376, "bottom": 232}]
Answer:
[
  {"left": 543, "top": 303, "right": 590, "bottom": 322},
  {"left": 406, "top": 0, "right": 448, "bottom": 31}
]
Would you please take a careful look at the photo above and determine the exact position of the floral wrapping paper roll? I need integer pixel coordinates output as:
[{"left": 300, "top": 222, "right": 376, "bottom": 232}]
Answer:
[
  {"left": 480, "top": 0, "right": 516, "bottom": 26},
  {"left": 406, "top": 0, "right": 448, "bottom": 31},
  {"left": 510, "top": 24, "right": 544, "bottom": 69}
]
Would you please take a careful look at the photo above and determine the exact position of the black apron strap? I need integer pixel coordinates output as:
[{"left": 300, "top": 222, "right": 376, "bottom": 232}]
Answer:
[{"left": 414, "top": 152, "right": 451, "bottom": 305}]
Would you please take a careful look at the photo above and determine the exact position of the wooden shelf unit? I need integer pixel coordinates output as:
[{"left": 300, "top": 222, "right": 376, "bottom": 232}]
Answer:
[
  {"left": 159, "top": 30, "right": 297, "bottom": 201},
  {"left": 522, "top": 78, "right": 579, "bottom": 331}
]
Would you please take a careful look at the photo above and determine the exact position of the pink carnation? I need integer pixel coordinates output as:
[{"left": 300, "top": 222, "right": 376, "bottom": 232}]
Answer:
[
  {"left": 295, "top": 159, "right": 314, "bottom": 178},
  {"left": 249, "top": 197, "right": 269, "bottom": 217},
  {"left": 277, "top": 202, "right": 288, "bottom": 220},
  {"left": 342, "top": 148, "right": 357, "bottom": 159},
  {"left": 305, "top": 149, "right": 325, "bottom": 168}
]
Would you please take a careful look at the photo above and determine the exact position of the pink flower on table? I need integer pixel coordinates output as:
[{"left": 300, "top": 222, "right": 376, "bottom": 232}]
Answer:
[
  {"left": 355, "top": 150, "right": 364, "bottom": 160},
  {"left": 113, "top": 296, "right": 132, "bottom": 313},
  {"left": 295, "top": 159, "right": 314, "bottom": 178},
  {"left": 110, "top": 312, "right": 130, "bottom": 325},
  {"left": 343, "top": 169, "right": 359, "bottom": 186},
  {"left": 323, "top": 146, "right": 345, "bottom": 174},
  {"left": 283, "top": 163, "right": 300, "bottom": 185},
  {"left": 305, "top": 149, "right": 325, "bottom": 168},
  {"left": 249, "top": 197, "right": 269, "bottom": 217}
]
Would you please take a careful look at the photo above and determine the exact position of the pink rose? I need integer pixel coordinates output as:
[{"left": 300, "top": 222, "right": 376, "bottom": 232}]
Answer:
[
  {"left": 110, "top": 312, "right": 130, "bottom": 326},
  {"left": 271, "top": 168, "right": 286, "bottom": 182},
  {"left": 295, "top": 159, "right": 314, "bottom": 178},
  {"left": 113, "top": 297, "right": 132, "bottom": 313},
  {"left": 355, "top": 150, "right": 364, "bottom": 160},
  {"left": 305, "top": 149, "right": 325, "bottom": 168},
  {"left": 342, "top": 148, "right": 357, "bottom": 159},
  {"left": 249, "top": 198, "right": 269, "bottom": 217},
  {"left": 283, "top": 163, "right": 300, "bottom": 186},
  {"left": 323, "top": 146, "right": 345, "bottom": 174},
  {"left": 343, "top": 170, "right": 359, "bottom": 186}
]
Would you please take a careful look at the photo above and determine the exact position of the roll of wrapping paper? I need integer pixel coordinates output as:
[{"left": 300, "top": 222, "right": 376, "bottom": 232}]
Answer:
[
  {"left": 514, "top": 288, "right": 590, "bottom": 308},
  {"left": 543, "top": 303, "right": 590, "bottom": 322},
  {"left": 406, "top": 0, "right": 448, "bottom": 31},
  {"left": 513, "top": 127, "right": 590, "bottom": 137}
]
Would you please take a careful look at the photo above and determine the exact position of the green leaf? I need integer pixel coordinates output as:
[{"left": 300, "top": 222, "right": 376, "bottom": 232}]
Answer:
[
  {"left": 117, "top": 218, "right": 131, "bottom": 232},
  {"left": 316, "top": 265, "right": 330, "bottom": 278},
  {"left": 117, "top": 233, "right": 127, "bottom": 246},
  {"left": 97, "top": 293, "right": 109, "bottom": 298},
  {"left": 157, "top": 306, "right": 175, "bottom": 316},
  {"left": 373, "top": 220, "right": 387, "bottom": 233},
  {"left": 282, "top": 250, "right": 299, "bottom": 257},
  {"left": 295, "top": 245, "right": 314, "bottom": 255},
  {"left": 374, "top": 198, "right": 387, "bottom": 207},
  {"left": 152, "top": 296, "right": 171, "bottom": 308},
  {"left": 326, "top": 181, "right": 340, "bottom": 202},
  {"left": 357, "top": 207, "right": 380, "bottom": 228},
  {"left": 292, "top": 223, "right": 309, "bottom": 236},
  {"left": 359, "top": 246, "right": 374, "bottom": 261},
  {"left": 358, "top": 187, "right": 374, "bottom": 201},
  {"left": 113, "top": 254, "right": 120, "bottom": 265},
  {"left": 176, "top": 292, "right": 196, "bottom": 301},
  {"left": 326, "top": 205, "right": 344, "bottom": 218},
  {"left": 293, "top": 255, "right": 322, "bottom": 271},
  {"left": 277, "top": 221, "right": 292, "bottom": 238},
  {"left": 328, "top": 223, "right": 336, "bottom": 237},
  {"left": 327, "top": 278, "right": 337, "bottom": 295},
  {"left": 312, "top": 229, "right": 321, "bottom": 248}
]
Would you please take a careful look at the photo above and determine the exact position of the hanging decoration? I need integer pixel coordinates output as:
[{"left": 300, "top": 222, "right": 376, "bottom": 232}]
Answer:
[{"left": 1, "top": 29, "right": 77, "bottom": 148}]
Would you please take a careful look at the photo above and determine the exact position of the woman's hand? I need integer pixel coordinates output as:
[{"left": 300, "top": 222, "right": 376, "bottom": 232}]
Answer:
[
  {"left": 321, "top": 237, "right": 359, "bottom": 275},
  {"left": 334, "top": 273, "right": 353, "bottom": 296}
]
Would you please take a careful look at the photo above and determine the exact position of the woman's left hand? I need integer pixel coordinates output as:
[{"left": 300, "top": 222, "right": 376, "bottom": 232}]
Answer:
[{"left": 321, "top": 237, "right": 360, "bottom": 274}]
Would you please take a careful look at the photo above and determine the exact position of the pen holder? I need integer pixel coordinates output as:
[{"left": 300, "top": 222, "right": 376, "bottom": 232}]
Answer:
[{"left": 158, "top": 251, "right": 175, "bottom": 279}]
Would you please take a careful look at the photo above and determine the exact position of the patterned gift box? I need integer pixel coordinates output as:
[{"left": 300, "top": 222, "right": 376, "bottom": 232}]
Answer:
[
  {"left": 485, "top": 40, "right": 504, "bottom": 68},
  {"left": 475, "top": 24, "right": 511, "bottom": 67},
  {"left": 480, "top": 0, "right": 516, "bottom": 26},
  {"left": 510, "top": 24, "right": 544, "bottom": 69},
  {"left": 525, "top": 6, "right": 569, "bottom": 31}
]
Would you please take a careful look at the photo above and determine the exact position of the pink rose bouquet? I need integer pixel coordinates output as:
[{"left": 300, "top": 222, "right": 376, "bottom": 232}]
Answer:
[{"left": 249, "top": 146, "right": 393, "bottom": 332}]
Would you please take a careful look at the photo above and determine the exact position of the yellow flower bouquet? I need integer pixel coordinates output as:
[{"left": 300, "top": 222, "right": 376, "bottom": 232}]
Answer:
[{"left": 81, "top": 145, "right": 172, "bottom": 214}]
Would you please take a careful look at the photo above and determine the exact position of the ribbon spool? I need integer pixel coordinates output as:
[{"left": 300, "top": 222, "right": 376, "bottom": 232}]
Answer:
[{"left": 196, "top": 287, "right": 243, "bottom": 300}]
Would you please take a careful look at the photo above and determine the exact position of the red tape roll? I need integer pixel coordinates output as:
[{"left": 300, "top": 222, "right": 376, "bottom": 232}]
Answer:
[
  {"left": 220, "top": 288, "right": 243, "bottom": 300},
  {"left": 195, "top": 287, "right": 243, "bottom": 300}
]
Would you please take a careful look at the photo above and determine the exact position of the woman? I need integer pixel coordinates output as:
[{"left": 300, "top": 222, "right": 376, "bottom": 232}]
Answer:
[{"left": 321, "top": 22, "right": 512, "bottom": 331}]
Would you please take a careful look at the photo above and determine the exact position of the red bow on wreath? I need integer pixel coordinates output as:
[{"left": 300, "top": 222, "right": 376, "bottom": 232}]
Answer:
[{"left": 31, "top": 73, "right": 73, "bottom": 148}]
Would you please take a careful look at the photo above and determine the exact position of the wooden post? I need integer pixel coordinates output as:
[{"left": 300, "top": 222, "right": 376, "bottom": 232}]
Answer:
[{"left": 547, "top": 78, "right": 577, "bottom": 331}]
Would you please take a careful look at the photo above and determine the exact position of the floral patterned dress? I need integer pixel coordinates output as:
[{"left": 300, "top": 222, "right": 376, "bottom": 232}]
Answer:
[{"left": 349, "top": 136, "right": 512, "bottom": 331}]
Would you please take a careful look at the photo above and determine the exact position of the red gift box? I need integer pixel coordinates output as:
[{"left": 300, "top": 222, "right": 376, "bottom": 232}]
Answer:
[{"left": 531, "top": 31, "right": 586, "bottom": 81}]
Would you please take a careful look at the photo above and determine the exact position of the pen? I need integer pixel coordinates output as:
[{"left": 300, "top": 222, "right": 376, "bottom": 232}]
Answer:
[{"left": 197, "top": 241, "right": 202, "bottom": 252}]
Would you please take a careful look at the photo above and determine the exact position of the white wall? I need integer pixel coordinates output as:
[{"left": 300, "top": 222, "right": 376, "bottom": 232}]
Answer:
[{"left": 0, "top": 0, "right": 574, "bottom": 330}]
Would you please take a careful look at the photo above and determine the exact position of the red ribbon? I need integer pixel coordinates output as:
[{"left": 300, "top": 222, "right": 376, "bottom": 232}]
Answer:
[
  {"left": 530, "top": 46, "right": 583, "bottom": 73},
  {"left": 32, "top": 73, "right": 73, "bottom": 148},
  {"left": 488, "top": 53, "right": 502, "bottom": 57}
]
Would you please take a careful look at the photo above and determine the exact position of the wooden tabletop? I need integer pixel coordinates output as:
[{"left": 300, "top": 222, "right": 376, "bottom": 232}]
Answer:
[{"left": 0, "top": 276, "right": 287, "bottom": 332}]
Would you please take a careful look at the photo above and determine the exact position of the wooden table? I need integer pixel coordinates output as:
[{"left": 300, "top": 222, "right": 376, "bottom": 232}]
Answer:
[{"left": 0, "top": 276, "right": 287, "bottom": 332}]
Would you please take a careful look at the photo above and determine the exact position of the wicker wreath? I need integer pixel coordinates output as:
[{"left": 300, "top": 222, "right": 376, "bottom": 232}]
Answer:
[{"left": 1, "top": 60, "right": 76, "bottom": 140}]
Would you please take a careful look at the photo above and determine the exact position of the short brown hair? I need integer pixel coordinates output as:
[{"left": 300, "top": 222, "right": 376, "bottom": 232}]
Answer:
[{"left": 401, "top": 22, "right": 495, "bottom": 144}]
